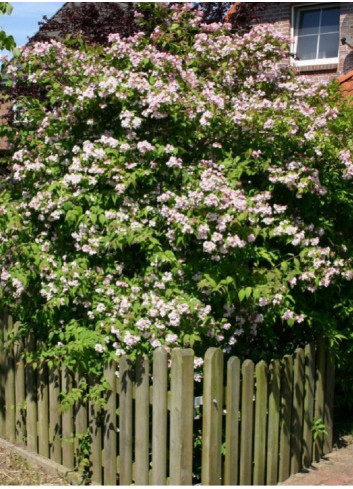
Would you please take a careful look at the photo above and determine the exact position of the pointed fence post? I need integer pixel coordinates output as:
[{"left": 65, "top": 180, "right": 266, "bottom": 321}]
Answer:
[
  {"left": 279, "top": 354, "right": 293, "bottom": 483},
  {"left": 4, "top": 315, "right": 15, "bottom": 442},
  {"left": 324, "top": 344, "right": 335, "bottom": 455},
  {"left": 26, "top": 332, "right": 37, "bottom": 452},
  {"left": 253, "top": 360, "right": 268, "bottom": 485},
  {"left": 61, "top": 367, "right": 74, "bottom": 469},
  {"left": 74, "top": 373, "right": 87, "bottom": 472},
  {"left": 49, "top": 366, "right": 62, "bottom": 464},
  {"left": 302, "top": 343, "right": 316, "bottom": 468},
  {"left": 151, "top": 348, "right": 168, "bottom": 486},
  {"left": 290, "top": 348, "right": 305, "bottom": 475},
  {"left": 134, "top": 355, "right": 150, "bottom": 485},
  {"left": 0, "top": 314, "right": 5, "bottom": 438},
  {"left": 314, "top": 337, "right": 326, "bottom": 462},
  {"left": 103, "top": 361, "right": 117, "bottom": 485},
  {"left": 224, "top": 356, "right": 240, "bottom": 485},
  {"left": 239, "top": 359, "right": 254, "bottom": 485},
  {"left": 266, "top": 359, "right": 281, "bottom": 485},
  {"left": 202, "top": 348, "right": 224, "bottom": 486},
  {"left": 14, "top": 321, "right": 25, "bottom": 444},
  {"left": 37, "top": 355, "right": 49, "bottom": 458},
  {"left": 88, "top": 378, "right": 102, "bottom": 485},
  {"left": 119, "top": 355, "right": 133, "bottom": 485},
  {"left": 170, "top": 348, "right": 194, "bottom": 486}
]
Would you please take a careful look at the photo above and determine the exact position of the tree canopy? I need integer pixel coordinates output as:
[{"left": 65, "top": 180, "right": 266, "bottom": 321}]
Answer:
[{"left": 0, "top": 3, "right": 16, "bottom": 54}]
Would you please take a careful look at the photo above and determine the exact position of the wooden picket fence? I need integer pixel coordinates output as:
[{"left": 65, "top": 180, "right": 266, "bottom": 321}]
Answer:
[{"left": 0, "top": 314, "right": 335, "bottom": 485}]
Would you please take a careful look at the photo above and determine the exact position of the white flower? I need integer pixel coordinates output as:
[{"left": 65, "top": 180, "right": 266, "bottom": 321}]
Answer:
[
  {"left": 203, "top": 241, "right": 216, "bottom": 253},
  {"left": 166, "top": 333, "right": 178, "bottom": 344},
  {"left": 96, "top": 303, "right": 106, "bottom": 313},
  {"left": 95, "top": 343, "right": 104, "bottom": 353},
  {"left": 151, "top": 338, "right": 162, "bottom": 348}
]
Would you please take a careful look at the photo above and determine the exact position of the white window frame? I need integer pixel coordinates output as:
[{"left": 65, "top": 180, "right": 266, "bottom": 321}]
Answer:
[{"left": 291, "top": 3, "right": 340, "bottom": 67}]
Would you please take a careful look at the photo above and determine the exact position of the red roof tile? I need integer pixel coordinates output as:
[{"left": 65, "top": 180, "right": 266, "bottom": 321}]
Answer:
[
  {"left": 338, "top": 69, "right": 353, "bottom": 97},
  {"left": 225, "top": 2, "right": 241, "bottom": 22}
]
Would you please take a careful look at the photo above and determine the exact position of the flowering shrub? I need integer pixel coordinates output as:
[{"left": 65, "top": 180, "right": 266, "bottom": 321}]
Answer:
[{"left": 1, "top": 3, "right": 353, "bottom": 379}]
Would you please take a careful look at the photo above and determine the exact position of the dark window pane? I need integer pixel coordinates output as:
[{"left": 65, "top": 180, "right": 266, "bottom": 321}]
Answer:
[
  {"left": 298, "top": 9, "right": 320, "bottom": 36},
  {"left": 297, "top": 35, "right": 318, "bottom": 60},
  {"left": 321, "top": 7, "right": 340, "bottom": 34},
  {"left": 318, "top": 32, "right": 339, "bottom": 58}
]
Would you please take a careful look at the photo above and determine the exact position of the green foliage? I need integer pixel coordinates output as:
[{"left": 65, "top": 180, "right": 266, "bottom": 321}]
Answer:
[
  {"left": 74, "top": 428, "right": 91, "bottom": 479},
  {"left": 0, "top": 3, "right": 16, "bottom": 53},
  {"left": 311, "top": 417, "right": 327, "bottom": 441}
]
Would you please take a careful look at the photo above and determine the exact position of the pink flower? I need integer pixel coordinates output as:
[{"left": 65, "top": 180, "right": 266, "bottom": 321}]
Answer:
[
  {"left": 137, "top": 140, "right": 155, "bottom": 154},
  {"left": 166, "top": 333, "right": 178, "bottom": 344},
  {"left": 282, "top": 310, "right": 294, "bottom": 320},
  {"left": 166, "top": 156, "right": 183, "bottom": 168},
  {"left": 203, "top": 241, "right": 216, "bottom": 253}
]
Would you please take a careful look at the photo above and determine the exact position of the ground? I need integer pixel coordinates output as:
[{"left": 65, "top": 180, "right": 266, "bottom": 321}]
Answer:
[
  {"left": 0, "top": 444, "right": 68, "bottom": 486},
  {"left": 281, "top": 435, "right": 353, "bottom": 486}
]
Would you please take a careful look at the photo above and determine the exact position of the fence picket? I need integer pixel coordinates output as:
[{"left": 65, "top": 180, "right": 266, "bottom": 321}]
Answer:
[
  {"left": 119, "top": 355, "right": 133, "bottom": 485},
  {"left": 14, "top": 321, "right": 25, "bottom": 444},
  {"left": 26, "top": 332, "right": 37, "bottom": 452},
  {"left": 38, "top": 360, "right": 49, "bottom": 458},
  {"left": 61, "top": 367, "right": 74, "bottom": 469},
  {"left": 324, "top": 346, "right": 335, "bottom": 454},
  {"left": 4, "top": 315, "right": 15, "bottom": 442},
  {"left": 151, "top": 348, "right": 168, "bottom": 485},
  {"left": 74, "top": 373, "right": 87, "bottom": 473},
  {"left": 170, "top": 348, "right": 194, "bottom": 485},
  {"left": 239, "top": 359, "right": 254, "bottom": 485},
  {"left": 254, "top": 360, "right": 268, "bottom": 485},
  {"left": 314, "top": 337, "right": 326, "bottom": 462},
  {"left": 89, "top": 395, "right": 102, "bottom": 484},
  {"left": 290, "top": 348, "right": 305, "bottom": 475},
  {"left": 49, "top": 367, "right": 61, "bottom": 464},
  {"left": 224, "top": 356, "right": 240, "bottom": 485},
  {"left": 103, "top": 361, "right": 117, "bottom": 485},
  {"left": 302, "top": 343, "right": 315, "bottom": 468},
  {"left": 0, "top": 314, "right": 5, "bottom": 438},
  {"left": 279, "top": 354, "right": 293, "bottom": 483},
  {"left": 266, "top": 359, "right": 281, "bottom": 485},
  {"left": 201, "top": 348, "right": 224, "bottom": 485},
  {"left": 134, "top": 355, "right": 150, "bottom": 485}
]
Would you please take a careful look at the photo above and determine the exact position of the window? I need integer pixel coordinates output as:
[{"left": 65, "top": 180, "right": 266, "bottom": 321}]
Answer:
[{"left": 293, "top": 5, "right": 340, "bottom": 65}]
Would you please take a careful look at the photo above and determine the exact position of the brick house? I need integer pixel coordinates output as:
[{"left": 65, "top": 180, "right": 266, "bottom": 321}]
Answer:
[{"left": 229, "top": 2, "right": 353, "bottom": 85}]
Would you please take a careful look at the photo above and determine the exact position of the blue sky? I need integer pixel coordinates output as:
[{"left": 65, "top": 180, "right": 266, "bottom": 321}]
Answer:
[{"left": 1, "top": 2, "right": 65, "bottom": 48}]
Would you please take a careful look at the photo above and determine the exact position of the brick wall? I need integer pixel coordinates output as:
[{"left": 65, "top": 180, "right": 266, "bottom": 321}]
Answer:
[
  {"left": 0, "top": 101, "right": 10, "bottom": 151},
  {"left": 339, "top": 2, "right": 353, "bottom": 74},
  {"left": 250, "top": 2, "right": 353, "bottom": 84}
]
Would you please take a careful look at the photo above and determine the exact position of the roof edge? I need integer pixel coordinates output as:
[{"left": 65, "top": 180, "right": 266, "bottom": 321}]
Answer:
[
  {"left": 225, "top": 2, "right": 241, "bottom": 22},
  {"left": 337, "top": 69, "right": 353, "bottom": 85}
]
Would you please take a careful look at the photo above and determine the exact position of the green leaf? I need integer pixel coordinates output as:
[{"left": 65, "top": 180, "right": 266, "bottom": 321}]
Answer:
[{"left": 238, "top": 289, "right": 246, "bottom": 302}]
